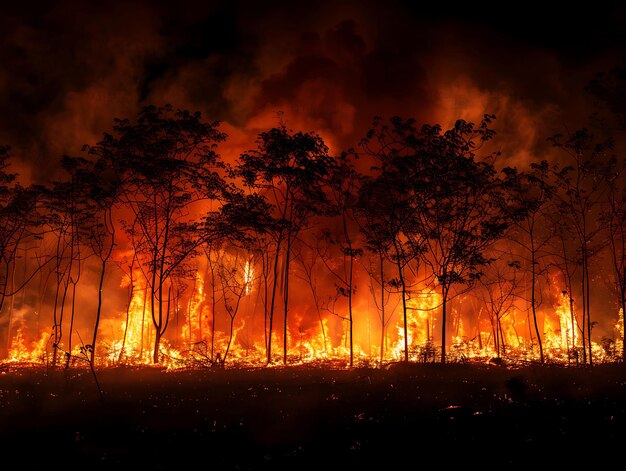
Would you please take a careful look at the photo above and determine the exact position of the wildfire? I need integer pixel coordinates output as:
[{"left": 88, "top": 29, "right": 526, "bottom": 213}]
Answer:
[
  {"left": 6, "top": 329, "right": 49, "bottom": 364},
  {"left": 614, "top": 310, "right": 624, "bottom": 359},
  {"left": 244, "top": 260, "right": 253, "bottom": 295},
  {"left": 106, "top": 277, "right": 153, "bottom": 365},
  {"left": 391, "top": 288, "right": 441, "bottom": 362},
  {"left": 2, "top": 271, "right": 624, "bottom": 369}
]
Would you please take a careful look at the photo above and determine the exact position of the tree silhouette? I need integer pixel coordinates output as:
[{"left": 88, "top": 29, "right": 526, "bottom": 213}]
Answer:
[
  {"left": 356, "top": 117, "right": 430, "bottom": 362},
  {"left": 418, "top": 116, "right": 509, "bottom": 363},
  {"left": 0, "top": 146, "right": 46, "bottom": 355},
  {"left": 237, "top": 126, "right": 334, "bottom": 364},
  {"left": 319, "top": 151, "right": 362, "bottom": 366},
  {"left": 47, "top": 164, "right": 94, "bottom": 366},
  {"left": 550, "top": 130, "right": 612, "bottom": 365},
  {"left": 502, "top": 161, "right": 555, "bottom": 363},
  {"left": 86, "top": 105, "right": 228, "bottom": 364},
  {"left": 476, "top": 257, "right": 521, "bottom": 359},
  {"left": 60, "top": 154, "right": 120, "bottom": 363},
  {"left": 4, "top": 92, "right": 626, "bottom": 372},
  {"left": 600, "top": 155, "right": 626, "bottom": 360}
]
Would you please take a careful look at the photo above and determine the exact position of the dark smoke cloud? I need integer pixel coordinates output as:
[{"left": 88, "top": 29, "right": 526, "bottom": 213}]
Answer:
[{"left": 1, "top": 0, "right": 625, "bottom": 181}]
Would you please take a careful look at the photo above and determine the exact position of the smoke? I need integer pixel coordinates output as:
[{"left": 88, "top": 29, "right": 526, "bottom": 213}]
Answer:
[{"left": 3, "top": 0, "right": 624, "bottom": 181}]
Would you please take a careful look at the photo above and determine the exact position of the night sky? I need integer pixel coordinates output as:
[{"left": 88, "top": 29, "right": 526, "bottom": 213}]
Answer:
[{"left": 2, "top": 1, "right": 625, "bottom": 181}]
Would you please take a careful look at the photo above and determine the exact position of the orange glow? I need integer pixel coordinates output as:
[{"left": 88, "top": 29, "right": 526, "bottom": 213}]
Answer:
[{"left": 3, "top": 262, "right": 623, "bottom": 368}]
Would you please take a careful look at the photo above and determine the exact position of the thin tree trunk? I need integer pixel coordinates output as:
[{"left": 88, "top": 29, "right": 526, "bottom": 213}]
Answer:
[
  {"left": 5, "top": 260, "right": 16, "bottom": 353},
  {"left": 209, "top": 252, "right": 218, "bottom": 362},
  {"left": 188, "top": 275, "right": 197, "bottom": 346},
  {"left": 622, "top": 267, "right": 626, "bottom": 362},
  {"left": 51, "top": 278, "right": 61, "bottom": 366},
  {"left": 584, "top": 250, "right": 593, "bottom": 366},
  {"left": 92, "top": 208, "right": 115, "bottom": 363},
  {"left": 150, "top": 249, "right": 159, "bottom": 364},
  {"left": 340, "top": 212, "right": 355, "bottom": 367},
  {"left": 492, "top": 316, "right": 499, "bottom": 358},
  {"left": 498, "top": 317, "right": 506, "bottom": 356},
  {"left": 569, "top": 293, "right": 577, "bottom": 366},
  {"left": 57, "top": 249, "right": 73, "bottom": 365},
  {"left": 348, "top": 253, "right": 354, "bottom": 367},
  {"left": 65, "top": 276, "right": 79, "bottom": 369},
  {"left": 392, "top": 239, "right": 408, "bottom": 362},
  {"left": 441, "top": 285, "right": 448, "bottom": 364},
  {"left": 560, "top": 234, "right": 578, "bottom": 364},
  {"left": 66, "top": 225, "right": 82, "bottom": 369},
  {"left": 262, "top": 251, "right": 269, "bottom": 356},
  {"left": 52, "top": 232, "right": 66, "bottom": 366},
  {"left": 224, "top": 315, "right": 236, "bottom": 363},
  {"left": 530, "top": 234, "right": 544, "bottom": 364},
  {"left": 580, "top": 248, "right": 588, "bottom": 364},
  {"left": 211, "top": 271, "right": 217, "bottom": 361},
  {"left": 267, "top": 236, "right": 282, "bottom": 364},
  {"left": 119, "top": 263, "right": 135, "bottom": 363},
  {"left": 379, "top": 253, "right": 385, "bottom": 364},
  {"left": 283, "top": 234, "right": 292, "bottom": 365},
  {"left": 153, "top": 330, "right": 161, "bottom": 364},
  {"left": 140, "top": 285, "right": 147, "bottom": 361},
  {"left": 154, "top": 273, "right": 165, "bottom": 364},
  {"left": 91, "top": 258, "right": 108, "bottom": 363}
]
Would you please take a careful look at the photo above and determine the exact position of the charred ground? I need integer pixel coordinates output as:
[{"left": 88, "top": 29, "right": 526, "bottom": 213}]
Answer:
[{"left": 1, "top": 364, "right": 625, "bottom": 469}]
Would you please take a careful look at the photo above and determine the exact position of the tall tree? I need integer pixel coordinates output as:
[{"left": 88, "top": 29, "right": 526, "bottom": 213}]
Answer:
[
  {"left": 356, "top": 117, "right": 429, "bottom": 362},
  {"left": 0, "top": 147, "right": 46, "bottom": 355},
  {"left": 319, "top": 152, "right": 362, "bottom": 366},
  {"left": 86, "top": 105, "right": 228, "bottom": 364},
  {"left": 418, "top": 116, "right": 509, "bottom": 363},
  {"left": 47, "top": 169, "right": 91, "bottom": 366},
  {"left": 502, "top": 162, "right": 555, "bottom": 363},
  {"left": 600, "top": 156, "right": 626, "bottom": 360},
  {"left": 550, "top": 130, "right": 611, "bottom": 365},
  {"left": 60, "top": 155, "right": 119, "bottom": 364},
  {"left": 237, "top": 126, "right": 334, "bottom": 364}
]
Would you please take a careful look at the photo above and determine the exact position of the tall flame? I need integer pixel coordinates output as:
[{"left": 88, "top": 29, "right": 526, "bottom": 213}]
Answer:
[{"left": 3, "top": 265, "right": 623, "bottom": 368}]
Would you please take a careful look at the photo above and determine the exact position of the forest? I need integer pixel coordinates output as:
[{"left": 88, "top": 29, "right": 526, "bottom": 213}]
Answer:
[
  {"left": 1, "top": 77, "right": 625, "bottom": 371},
  {"left": 6, "top": 3, "right": 626, "bottom": 469}
]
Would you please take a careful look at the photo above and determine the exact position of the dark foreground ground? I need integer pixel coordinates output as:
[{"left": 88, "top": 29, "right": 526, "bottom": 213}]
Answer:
[{"left": 1, "top": 363, "right": 625, "bottom": 470}]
